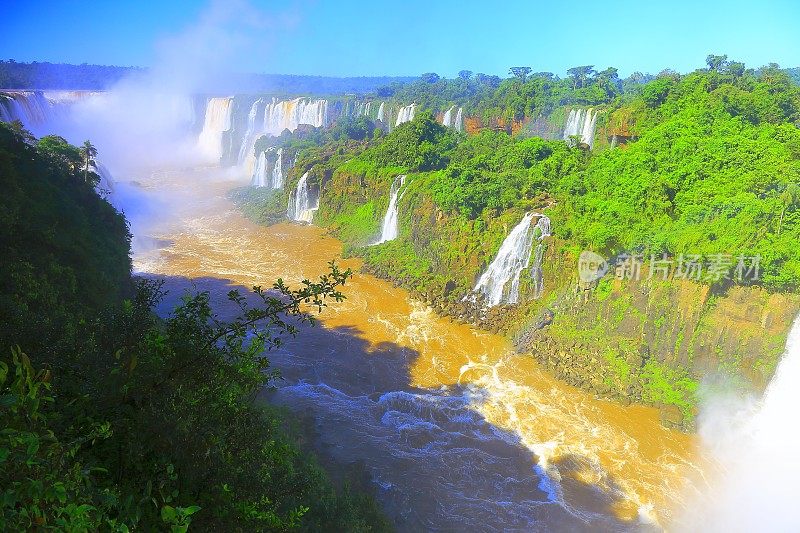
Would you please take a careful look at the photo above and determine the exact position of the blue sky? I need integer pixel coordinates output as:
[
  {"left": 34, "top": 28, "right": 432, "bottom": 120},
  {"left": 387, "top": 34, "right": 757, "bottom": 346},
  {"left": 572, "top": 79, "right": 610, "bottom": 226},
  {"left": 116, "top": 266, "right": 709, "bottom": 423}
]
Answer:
[{"left": 1, "top": 0, "right": 798, "bottom": 78}]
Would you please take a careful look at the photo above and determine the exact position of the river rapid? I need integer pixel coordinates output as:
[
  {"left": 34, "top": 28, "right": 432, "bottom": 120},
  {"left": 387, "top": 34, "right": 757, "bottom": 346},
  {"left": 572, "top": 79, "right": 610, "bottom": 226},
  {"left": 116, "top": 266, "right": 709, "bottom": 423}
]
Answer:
[{"left": 129, "top": 167, "right": 702, "bottom": 532}]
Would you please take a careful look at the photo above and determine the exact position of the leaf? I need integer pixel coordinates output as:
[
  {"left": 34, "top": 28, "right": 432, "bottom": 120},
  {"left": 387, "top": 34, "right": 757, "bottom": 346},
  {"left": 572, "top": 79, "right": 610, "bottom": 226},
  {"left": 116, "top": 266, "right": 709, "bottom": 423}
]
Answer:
[
  {"left": 161, "top": 505, "right": 177, "bottom": 523},
  {"left": 183, "top": 505, "right": 201, "bottom": 516}
]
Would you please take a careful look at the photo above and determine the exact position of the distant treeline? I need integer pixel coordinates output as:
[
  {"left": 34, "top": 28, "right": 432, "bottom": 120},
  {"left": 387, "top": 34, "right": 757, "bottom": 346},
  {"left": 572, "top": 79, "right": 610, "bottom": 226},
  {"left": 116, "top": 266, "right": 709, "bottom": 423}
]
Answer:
[{"left": 0, "top": 60, "right": 416, "bottom": 95}]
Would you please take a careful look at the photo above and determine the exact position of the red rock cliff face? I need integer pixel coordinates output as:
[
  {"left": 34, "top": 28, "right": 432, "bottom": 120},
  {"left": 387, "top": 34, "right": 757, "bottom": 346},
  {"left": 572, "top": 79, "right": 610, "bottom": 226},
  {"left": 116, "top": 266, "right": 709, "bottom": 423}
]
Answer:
[{"left": 464, "top": 116, "right": 527, "bottom": 135}]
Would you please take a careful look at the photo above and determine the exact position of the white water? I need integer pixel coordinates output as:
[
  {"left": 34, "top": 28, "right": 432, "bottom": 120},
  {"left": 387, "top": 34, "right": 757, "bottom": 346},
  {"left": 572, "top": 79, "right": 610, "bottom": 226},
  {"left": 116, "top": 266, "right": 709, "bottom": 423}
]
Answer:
[
  {"left": 237, "top": 98, "right": 264, "bottom": 164},
  {"left": 472, "top": 213, "right": 550, "bottom": 306},
  {"left": 264, "top": 97, "right": 328, "bottom": 135},
  {"left": 679, "top": 313, "right": 800, "bottom": 531},
  {"left": 251, "top": 150, "right": 269, "bottom": 188},
  {"left": 377, "top": 102, "right": 386, "bottom": 123},
  {"left": 442, "top": 106, "right": 464, "bottom": 130},
  {"left": 0, "top": 91, "right": 52, "bottom": 126},
  {"left": 286, "top": 171, "right": 318, "bottom": 223},
  {"left": 374, "top": 175, "right": 407, "bottom": 244},
  {"left": 528, "top": 216, "right": 551, "bottom": 299},
  {"left": 197, "top": 96, "right": 233, "bottom": 162},
  {"left": 395, "top": 104, "right": 416, "bottom": 126},
  {"left": 234, "top": 97, "right": 328, "bottom": 170},
  {"left": 562, "top": 108, "right": 598, "bottom": 149},
  {"left": 251, "top": 147, "right": 286, "bottom": 189}
]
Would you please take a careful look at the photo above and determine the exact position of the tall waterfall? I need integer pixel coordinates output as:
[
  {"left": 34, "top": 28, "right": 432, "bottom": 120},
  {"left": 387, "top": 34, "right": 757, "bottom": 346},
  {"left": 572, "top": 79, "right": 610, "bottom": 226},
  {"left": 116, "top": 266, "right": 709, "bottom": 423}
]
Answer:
[
  {"left": 374, "top": 175, "right": 407, "bottom": 244},
  {"left": 377, "top": 102, "right": 386, "bottom": 123},
  {"left": 92, "top": 162, "right": 115, "bottom": 197},
  {"left": 287, "top": 172, "right": 318, "bottom": 223},
  {"left": 528, "top": 216, "right": 551, "bottom": 299},
  {"left": 395, "top": 104, "right": 416, "bottom": 126},
  {"left": 197, "top": 97, "right": 234, "bottom": 162},
  {"left": 562, "top": 108, "right": 598, "bottom": 149},
  {"left": 237, "top": 98, "right": 265, "bottom": 164},
  {"left": 251, "top": 147, "right": 287, "bottom": 189},
  {"left": 472, "top": 213, "right": 551, "bottom": 306},
  {"left": 442, "top": 106, "right": 464, "bottom": 130}
]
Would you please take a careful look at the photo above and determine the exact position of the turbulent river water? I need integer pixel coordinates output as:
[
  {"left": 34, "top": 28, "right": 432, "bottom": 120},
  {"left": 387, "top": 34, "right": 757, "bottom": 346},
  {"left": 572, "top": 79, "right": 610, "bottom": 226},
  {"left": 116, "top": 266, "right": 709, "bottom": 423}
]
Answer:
[{"left": 130, "top": 167, "right": 702, "bottom": 532}]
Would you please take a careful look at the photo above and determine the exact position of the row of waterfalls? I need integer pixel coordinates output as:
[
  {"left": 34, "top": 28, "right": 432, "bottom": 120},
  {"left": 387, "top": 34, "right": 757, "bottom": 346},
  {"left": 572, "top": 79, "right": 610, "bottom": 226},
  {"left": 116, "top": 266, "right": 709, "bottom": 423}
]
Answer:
[{"left": 194, "top": 96, "right": 470, "bottom": 167}]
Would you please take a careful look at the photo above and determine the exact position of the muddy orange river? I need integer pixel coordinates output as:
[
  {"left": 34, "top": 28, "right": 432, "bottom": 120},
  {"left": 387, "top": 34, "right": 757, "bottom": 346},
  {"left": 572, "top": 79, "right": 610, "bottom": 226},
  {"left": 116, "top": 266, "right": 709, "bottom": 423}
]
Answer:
[{"left": 127, "top": 168, "right": 705, "bottom": 532}]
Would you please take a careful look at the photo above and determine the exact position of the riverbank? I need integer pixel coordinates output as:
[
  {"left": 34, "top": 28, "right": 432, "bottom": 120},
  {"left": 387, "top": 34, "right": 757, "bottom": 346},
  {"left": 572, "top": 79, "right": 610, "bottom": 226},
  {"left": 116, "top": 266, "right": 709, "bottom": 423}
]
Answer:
[{"left": 147, "top": 168, "right": 705, "bottom": 527}]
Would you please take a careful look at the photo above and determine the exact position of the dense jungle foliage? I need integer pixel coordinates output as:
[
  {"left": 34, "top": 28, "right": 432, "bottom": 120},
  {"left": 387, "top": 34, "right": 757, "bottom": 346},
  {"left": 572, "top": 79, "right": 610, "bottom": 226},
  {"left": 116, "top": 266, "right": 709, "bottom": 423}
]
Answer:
[{"left": 0, "top": 122, "right": 390, "bottom": 531}]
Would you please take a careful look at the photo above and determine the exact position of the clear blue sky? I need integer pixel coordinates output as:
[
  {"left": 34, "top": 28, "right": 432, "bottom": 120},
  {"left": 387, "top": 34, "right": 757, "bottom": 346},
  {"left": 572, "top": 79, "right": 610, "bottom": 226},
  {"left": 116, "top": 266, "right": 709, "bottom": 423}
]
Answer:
[{"left": 1, "top": 0, "right": 798, "bottom": 78}]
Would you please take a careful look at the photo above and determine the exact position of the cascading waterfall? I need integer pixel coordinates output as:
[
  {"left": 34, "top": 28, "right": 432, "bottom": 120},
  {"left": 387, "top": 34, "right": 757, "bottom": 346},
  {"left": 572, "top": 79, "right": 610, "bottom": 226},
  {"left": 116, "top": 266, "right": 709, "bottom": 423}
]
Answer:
[
  {"left": 237, "top": 98, "right": 264, "bottom": 164},
  {"left": 263, "top": 97, "right": 328, "bottom": 136},
  {"left": 441, "top": 106, "right": 464, "bottom": 130},
  {"left": 92, "top": 162, "right": 115, "bottom": 197},
  {"left": 374, "top": 175, "right": 407, "bottom": 244},
  {"left": 286, "top": 171, "right": 318, "bottom": 223},
  {"left": 472, "top": 213, "right": 550, "bottom": 306},
  {"left": 377, "top": 102, "right": 386, "bottom": 122},
  {"left": 197, "top": 96, "right": 234, "bottom": 162},
  {"left": 271, "top": 147, "right": 284, "bottom": 189},
  {"left": 0, "top": 91, "right": 54, "bottom": 127},
  {"left": 237, "top": 97, "right": 328, "bottom": 169},
  {"left": 395, "top": 104, "right": 416, "bottom": 126},
  {"left": 251, "top": 151, "right": 269, "bottom": 188},
  {"left": 562, "top": 108, "right": 598, "bottom": 149},
  {"left": 528, "top": 216, "right": 551, "bottom": 299},
  {"left": 251, "top": 147, "right": 286, "bottom": 189},
  {"left": 442, "top": 106, "right": 455, "bottom": 127}
]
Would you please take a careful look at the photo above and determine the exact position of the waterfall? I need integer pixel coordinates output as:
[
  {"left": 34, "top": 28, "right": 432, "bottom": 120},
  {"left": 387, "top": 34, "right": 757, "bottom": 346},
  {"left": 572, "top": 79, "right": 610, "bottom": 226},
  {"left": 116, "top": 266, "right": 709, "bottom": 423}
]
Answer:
[
  {"left": 271, "top": 148, "right": 284, "bottom": 189},
  {"left": 287, "top": 171, "right": 318, "bottom": 223},
  {"left": 251, "top": 147, "right": 286, "bottom": 189},
  {"left": 472, "top": 213, "right": 550, "bottom": 306},
  {"left": 441, "top": 106, "right": 464, "bottom": 130},
  {"left": 678, "top": 313, "right": 800, "bottom": 531},
  {"left": 395, "top": 104, "right": 416, "bottom": 126},
  {"left": 0, "top": 91, "right": 54, "bottom": 127},
  {"left": 234, "top": 96, "right": 328, "bottom": 169},
  {"left": 528, "top": 216, "right": 551, "bottom": 299},
  {"left": 92, "top": 162, "right": 115, "bottom": 196},
  {"left": 263, "top": 97, "right": 328, "bottom": 136},
  {"left": 377, "top": 102, "right": 386, "bottom": 123},
  {"left": 197, "top": 97, "right": 234, "bottom": 162},
  {"left": 442, "top": 106, "right": 455, "bottom": 127},
  {"left": 562, "top": 108, "right": 597, "bottom": 148},
  {"left": 375, "top": 175, "right": 407, "bottom": 244},
  {"left": 251, "top": 151, "right": 268, "bottom": 187},
  {"left": 237, "top": 98, "right": 265, "bottom": 164}
]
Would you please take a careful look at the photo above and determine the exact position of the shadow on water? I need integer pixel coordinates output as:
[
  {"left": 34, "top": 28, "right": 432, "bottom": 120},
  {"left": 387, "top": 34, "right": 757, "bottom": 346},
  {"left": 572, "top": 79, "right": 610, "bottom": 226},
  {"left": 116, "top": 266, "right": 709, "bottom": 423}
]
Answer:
[{"left": 138, "top": 272, "right": 651, "bottom": 533}]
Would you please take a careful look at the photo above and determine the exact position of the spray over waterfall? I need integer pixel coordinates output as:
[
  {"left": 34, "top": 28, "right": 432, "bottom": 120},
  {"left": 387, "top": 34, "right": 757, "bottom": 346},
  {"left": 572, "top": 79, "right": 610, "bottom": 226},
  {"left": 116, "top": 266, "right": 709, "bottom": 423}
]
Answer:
[
  {"left": 287, "top": 171, "right": 318, "bottom": 223},
  {"left": 472, "top": 213, "right": 551, "bottom": 306},
  {"left": 375, "top": 175, "right": 407, "bottom": 244},
  {"left": 677, "top": 312, "right": 800, "bottom": 531}
]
